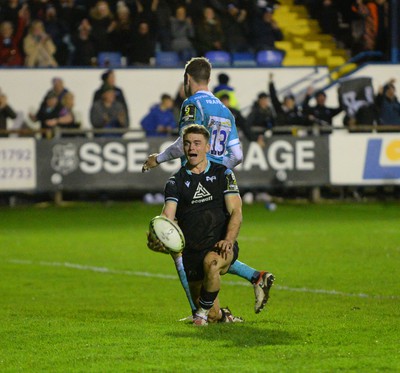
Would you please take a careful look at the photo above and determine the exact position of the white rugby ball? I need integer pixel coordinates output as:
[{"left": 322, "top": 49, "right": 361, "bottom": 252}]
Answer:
[{"left": 149, "top": 216, "right": 185, "bottom": 253}]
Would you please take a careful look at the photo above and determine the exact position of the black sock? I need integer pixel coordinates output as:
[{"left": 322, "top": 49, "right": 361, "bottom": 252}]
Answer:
[{"left": 199, "top": 286, "right": 219, "bottom": 310}]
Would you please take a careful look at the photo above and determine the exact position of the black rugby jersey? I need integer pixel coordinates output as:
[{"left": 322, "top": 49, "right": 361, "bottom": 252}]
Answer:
[{"left": 164, "top": 161, "right": 239, "bottom": 252}]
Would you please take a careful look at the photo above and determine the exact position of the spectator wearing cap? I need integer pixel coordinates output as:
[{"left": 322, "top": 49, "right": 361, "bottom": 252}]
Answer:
[
  {"left": 375, "top": 79, "right": 400, "bottom": 126},
  {"left": 268, "top": 73, "right": 306, "bottom": 127},
  {"left": 302, "top": 86, "right": 343, "bottom": 132},
  {"left": 246, "top": 92, "right": 275, "bottom": 143},
  {"left": 140, "top": 93, "right": 177, "bottom": 137},
  {"left": 213, "top": 73, "right": 240, "bottom": 110},
  {"left": 90, "top": 84, "right": 128, "bottom": 137},
  {"left": 92, "top": 69, "right": 129, "bottom": 124}
]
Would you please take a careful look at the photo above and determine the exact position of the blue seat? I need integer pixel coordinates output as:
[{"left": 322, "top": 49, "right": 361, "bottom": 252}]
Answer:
[
  {"left": 256, "top": 49, "right": 285, "bottom": 67},
  {"left": 205, "top": 51, "right": 231, "bottom": 67},
  {"left": 155, "top": 51, "right": 181, "bottom": 67},
  {"left": 97, "top": 52, "right": 122, "bottom": 67},
  {"left": 232, "top": 52, "right": 257, "bottom": 67}
]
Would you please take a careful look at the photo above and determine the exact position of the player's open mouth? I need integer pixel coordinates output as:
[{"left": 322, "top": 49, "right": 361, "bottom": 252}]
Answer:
[{"left": 188, "top": 153, "right": 197, "bottom": 159}]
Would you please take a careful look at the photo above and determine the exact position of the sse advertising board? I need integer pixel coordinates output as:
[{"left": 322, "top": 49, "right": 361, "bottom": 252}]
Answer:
[
  {"left": 330, "top": 134, "right": 400, "bottom": 185},
  {"left": 35, "top": 137, "right": 329, "bottom": 191}
]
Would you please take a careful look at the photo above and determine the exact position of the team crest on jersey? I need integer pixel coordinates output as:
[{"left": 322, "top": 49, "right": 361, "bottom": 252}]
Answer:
[
  {"left": 192, "top": 182, "right": 213, "bottom": 204},
  {"left": 182, "top": 104, "right": 196, "bottom": 122}
]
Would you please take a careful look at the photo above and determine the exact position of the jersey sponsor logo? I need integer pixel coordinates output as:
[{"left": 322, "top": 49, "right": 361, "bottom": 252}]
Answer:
[
  {"left": 206, "top": 176, "right": 216, "bottom": 182},
  {"left": 208, "top": 116, "right": 232, "bottom": 129},
  {"left": 182, "top": 104, "right": 196, "bottom": 122},
  {"left": 192, "top": 182, "right": 213, "bottom": 204}
]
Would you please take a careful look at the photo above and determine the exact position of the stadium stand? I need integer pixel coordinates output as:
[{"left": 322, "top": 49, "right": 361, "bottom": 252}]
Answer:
[
  {"left": 155, "top": 51, "right": 181, "bottom": 67},
  {"left": 231, "top": 52, "right": 257, "bottom": 67},
  {"left": 97, "top": 52, "right": 122, "bottom": 68},
  {"left": 204, "top": 51, "right": 232, "bottom": 68},
  {"left": 256, "top": 49, "right": 285, "bottom": 67}
]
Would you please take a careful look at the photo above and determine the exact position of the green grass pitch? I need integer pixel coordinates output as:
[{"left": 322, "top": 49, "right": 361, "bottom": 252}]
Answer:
[{"left": 1, "top": 201, "right": 399, "bottom": 372}]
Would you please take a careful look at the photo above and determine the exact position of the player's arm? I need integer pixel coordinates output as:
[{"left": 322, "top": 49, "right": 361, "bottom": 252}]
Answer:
[
  {"left": 224, "top": 193, "right": 242, "bottom": 245},
  {"left": 142, "top": 136, "right": 184, "bottom": 172},
  {"left": 161, "top": 200, "right": 177, "bottom": 221},
  {"left": 222, "top": 142, "right": 243, "bottom": 169},
  {"left": 222, "top": 115, "right": 243, "bottom": 168},
  {"left": 142, "top": 102, "right": 198, "bottom": 172},
  {"left": 214, "top": 170, "right": 242, "bottom": 256}
]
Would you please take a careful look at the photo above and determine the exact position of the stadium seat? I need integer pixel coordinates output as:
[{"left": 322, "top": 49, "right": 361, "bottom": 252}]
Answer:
[
  {"left": 155, "top": 51, "right": 181, "bottom": 67},
  {"left": 256, "top": 49, "right": 285, "bottom": 67},
  {"left": 204, "top": 51, "right": 231, "bottom": 67},
  {"left": 231, "top": 52, "right": 257, "bottom": 67},
  {"left": 97, "top": 52, "right": 122, "bottom": 67}
]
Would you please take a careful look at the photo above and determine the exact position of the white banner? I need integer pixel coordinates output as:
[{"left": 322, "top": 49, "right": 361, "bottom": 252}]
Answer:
[
  {"left": 0, "top": 139, "right": 36, "bottom": 190},
  {"left": 330, "top": 134, "right": 400, "bottom": 185}
]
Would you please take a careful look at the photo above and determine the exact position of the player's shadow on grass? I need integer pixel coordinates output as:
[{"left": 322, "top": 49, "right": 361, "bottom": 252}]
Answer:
[{"left": 168, "top": 324, "right": 298, "bottom": 347}]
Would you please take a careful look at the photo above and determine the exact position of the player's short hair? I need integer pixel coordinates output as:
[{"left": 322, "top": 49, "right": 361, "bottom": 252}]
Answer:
[
  {"left": 182, "top": 124, "right": 210, "bottom": 142},
  {"left": 184, "top": 57, "right": 211, "bottom": 84},
  {"left": 161, "top": 93, "right": 172, "bottom": 101}
]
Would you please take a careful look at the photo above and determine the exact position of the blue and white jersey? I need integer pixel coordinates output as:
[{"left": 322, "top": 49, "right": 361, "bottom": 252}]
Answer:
[{"left": 179, "top": 90, "right": 240, "bottom": 165}]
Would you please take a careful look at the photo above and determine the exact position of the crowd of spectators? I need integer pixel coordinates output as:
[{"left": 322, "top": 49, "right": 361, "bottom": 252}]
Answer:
[
  {"left": 0, "top": 0, "right": 287, "bottom": 68},
  {"left": 296, "top": 0, "right": 391, "bottom": 60}
]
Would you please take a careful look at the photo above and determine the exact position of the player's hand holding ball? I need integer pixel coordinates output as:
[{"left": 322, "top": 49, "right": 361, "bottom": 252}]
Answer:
[{"left": 146, "top": 231, "right": 170, "bottom": 255}]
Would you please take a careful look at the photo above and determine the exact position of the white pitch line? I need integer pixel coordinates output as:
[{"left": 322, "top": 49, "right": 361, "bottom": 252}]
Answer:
[{"left": 7, "top": 259, "right": 399, "bottom": 300}]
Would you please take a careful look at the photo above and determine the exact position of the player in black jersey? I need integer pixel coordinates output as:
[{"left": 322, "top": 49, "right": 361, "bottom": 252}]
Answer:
[{"left": 164, "top": 124, "right": 242, "bottom": 325}]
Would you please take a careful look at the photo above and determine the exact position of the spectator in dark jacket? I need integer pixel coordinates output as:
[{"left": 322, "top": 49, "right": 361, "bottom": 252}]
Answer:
[
  {"left": 92, "top": 69, "right": 129, "bottom": 124},
  {"left": 0, "top": 91, "right": 17, "bottom": 137},
  {"left": 140, "top": 94, "right": 177, "bottom": 137},
  {"left": 302, "top": 86, "right": 343, "bottom": 132},
  {"left": 269, "top": 74, "right": 305, "bottom": 127},
  {"left": 376, "top": 79, "right": 400, "bottom": 126},
  {"left": 246, "top": 92, "right": 275, "bottom": 143},
  {"left": 249, "top": 8, "right": 283, "bottom": 52}
]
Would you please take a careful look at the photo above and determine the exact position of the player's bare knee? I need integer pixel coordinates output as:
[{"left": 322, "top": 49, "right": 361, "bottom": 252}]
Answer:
[{"left": 204, "top": 255, "right": 222, "bottom": 274}]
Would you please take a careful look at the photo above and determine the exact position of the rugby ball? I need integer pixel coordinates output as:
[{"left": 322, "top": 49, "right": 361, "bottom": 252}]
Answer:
[{"left": 149, "top": 216, "right": 185, "bottom": 253}]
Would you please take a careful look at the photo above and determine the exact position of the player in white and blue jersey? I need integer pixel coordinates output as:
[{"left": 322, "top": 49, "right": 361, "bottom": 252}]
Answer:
[{"left": 143, "top": 57, "right": 274, "bottom": 316}]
